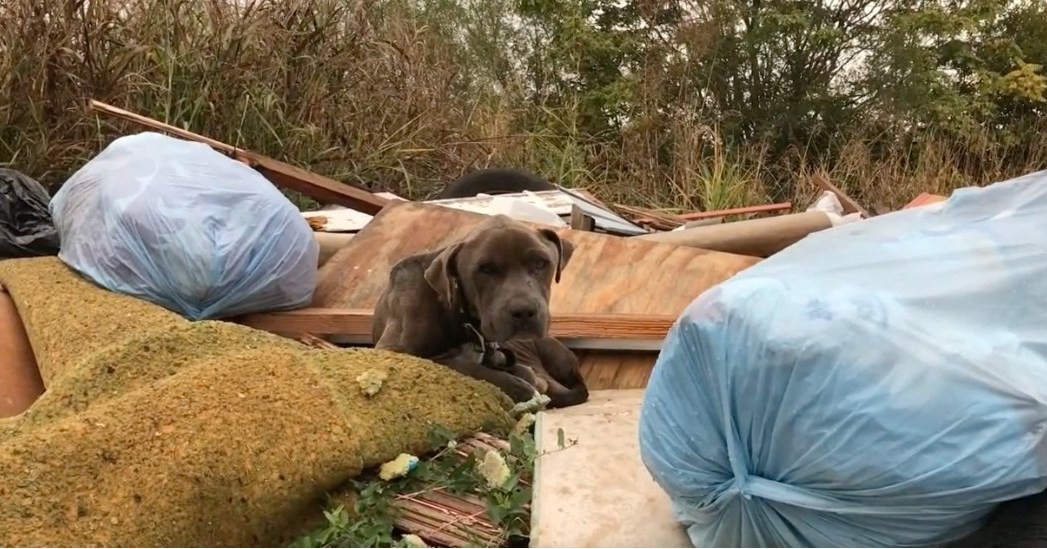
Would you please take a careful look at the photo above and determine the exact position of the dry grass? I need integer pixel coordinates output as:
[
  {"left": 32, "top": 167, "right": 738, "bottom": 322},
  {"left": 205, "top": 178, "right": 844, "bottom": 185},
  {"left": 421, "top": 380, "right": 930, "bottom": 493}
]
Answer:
[{"left": 0, "top": 0, "right": 1044, "bottom": 212}]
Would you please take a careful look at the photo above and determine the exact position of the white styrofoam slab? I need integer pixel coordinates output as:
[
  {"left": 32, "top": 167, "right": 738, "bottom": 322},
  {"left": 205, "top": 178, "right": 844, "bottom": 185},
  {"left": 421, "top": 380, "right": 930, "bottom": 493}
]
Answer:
[
  {"left": 427, "top": 190, "right": 576, "bottom": 216},
  {"left": 301, "top": 188, "right": 647, "bottom": 235},
  {"left": 531, "top": 390, "right": 690, "bottom": 548}
]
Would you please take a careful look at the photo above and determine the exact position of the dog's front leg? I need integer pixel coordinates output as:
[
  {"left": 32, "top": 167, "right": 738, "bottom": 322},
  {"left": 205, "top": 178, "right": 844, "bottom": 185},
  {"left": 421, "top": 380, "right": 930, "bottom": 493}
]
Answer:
[
  {"left": 533, "top": 337, "right": 589, "bottom": 408},
  {"left": 433, "top": 345, "right": 540, "bottom": 404}
]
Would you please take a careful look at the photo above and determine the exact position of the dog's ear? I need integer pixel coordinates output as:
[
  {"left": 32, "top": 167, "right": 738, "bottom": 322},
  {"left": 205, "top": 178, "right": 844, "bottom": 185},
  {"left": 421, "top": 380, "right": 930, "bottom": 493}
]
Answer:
[
  {"left": 537, "top": 228, "right": 575, "bottom": 283},
  {"left": 424, "top": 243, "right": 464, "bottom": 311}
]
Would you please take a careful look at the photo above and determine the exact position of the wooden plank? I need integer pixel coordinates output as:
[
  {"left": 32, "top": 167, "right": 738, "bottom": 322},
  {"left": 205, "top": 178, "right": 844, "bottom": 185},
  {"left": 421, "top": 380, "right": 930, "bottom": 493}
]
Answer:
[
  {"left": 87, "top": 100, "right": 389, "bottom": 214},
  {"left": 312, "top": 202, "right": 760, "bottom": 390},
  {"left": 233, "top": 308, "right": 675, "bottom": 342},
  {"left": 812, "top": 173, "right": 871, "bottom": 218}
]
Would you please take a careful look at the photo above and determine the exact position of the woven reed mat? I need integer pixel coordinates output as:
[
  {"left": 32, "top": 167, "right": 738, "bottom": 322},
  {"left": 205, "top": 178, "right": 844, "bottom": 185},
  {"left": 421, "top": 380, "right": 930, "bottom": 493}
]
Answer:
[{"left": 0, "top": 257, "right": 513, "bottom": 547}]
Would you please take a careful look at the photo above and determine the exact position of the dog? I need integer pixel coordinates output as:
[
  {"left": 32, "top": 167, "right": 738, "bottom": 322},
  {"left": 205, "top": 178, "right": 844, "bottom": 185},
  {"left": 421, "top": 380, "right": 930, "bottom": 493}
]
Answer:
[
  {"left": 433, "top": 168, "right": 557, "bottom": 200},
  {"left": 372, "top": 214, "right": 589, "bottom": 408}
]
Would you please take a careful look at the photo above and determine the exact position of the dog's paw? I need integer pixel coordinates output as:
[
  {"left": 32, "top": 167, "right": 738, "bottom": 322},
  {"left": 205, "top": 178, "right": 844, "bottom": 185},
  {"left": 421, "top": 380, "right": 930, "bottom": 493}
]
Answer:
[
  {"left": 499, "top": 376, "right": 541, "bottom": 405},
  {"left": 508, "top": 364, "right": 546, "bottom": 393},
  {"left": 484, "top": 348, "right": 515, "bottom": 370}
]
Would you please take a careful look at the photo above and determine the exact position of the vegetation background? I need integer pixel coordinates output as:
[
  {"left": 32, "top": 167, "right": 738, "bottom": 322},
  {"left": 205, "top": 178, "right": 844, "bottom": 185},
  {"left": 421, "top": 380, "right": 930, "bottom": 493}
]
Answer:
[{"left": 1, "top": 0, "right": 1044, "bottom": 211}]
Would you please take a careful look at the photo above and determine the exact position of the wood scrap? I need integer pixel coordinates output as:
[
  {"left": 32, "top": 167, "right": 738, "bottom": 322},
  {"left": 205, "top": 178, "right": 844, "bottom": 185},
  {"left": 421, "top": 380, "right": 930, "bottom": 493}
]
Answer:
[
  {"left": 87, "top": 100, "right": 389, "bottom": 214},
  {"left": 612, "top": 204, "right": 684, "bottom": 231},
  {"left": 232, "top": 308, "right": 675, "bottom": 345},
  {"left": 568, "top": 204, "right": 595, "bottom": 231},
  {"left": 812, "top": 173, "right": 871, "bottom": 218},
  {"left": 635, "top": 211, "right": 833, "bottom": 257},
  {"left": 617, "top": 202, "right": 793, "bottom": 230},
  {"left": 676, "top": 202, "right": 793, "bottom": 221},
  {"left": 903, "top": 192, "right": 948, "bottom": 210}
]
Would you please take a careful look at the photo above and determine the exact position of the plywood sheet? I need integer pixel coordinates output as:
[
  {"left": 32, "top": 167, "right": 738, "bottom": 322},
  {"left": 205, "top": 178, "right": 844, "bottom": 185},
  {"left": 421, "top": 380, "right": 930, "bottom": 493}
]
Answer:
[
  {"left": 531, "top": 390, "right": 690, "bottom": 547},
  {"left": 314, "top": 201, "right": 760, "bottom": 389}
]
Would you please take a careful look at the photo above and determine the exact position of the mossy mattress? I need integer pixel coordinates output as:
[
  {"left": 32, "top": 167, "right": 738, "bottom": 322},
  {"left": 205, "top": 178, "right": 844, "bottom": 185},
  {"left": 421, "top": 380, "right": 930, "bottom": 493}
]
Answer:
[{"left": 0, "top": 257, "right": 513, "bottom": 546}]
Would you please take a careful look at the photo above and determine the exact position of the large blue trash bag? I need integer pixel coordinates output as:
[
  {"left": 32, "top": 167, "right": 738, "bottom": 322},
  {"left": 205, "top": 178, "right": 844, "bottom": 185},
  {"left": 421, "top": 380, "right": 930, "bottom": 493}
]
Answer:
[
  {"left": 50, "top": 132, "right": 319, "bottom": 320},
  {"left": 638, "top": 170, "right": 1047, "bottom": 547}
]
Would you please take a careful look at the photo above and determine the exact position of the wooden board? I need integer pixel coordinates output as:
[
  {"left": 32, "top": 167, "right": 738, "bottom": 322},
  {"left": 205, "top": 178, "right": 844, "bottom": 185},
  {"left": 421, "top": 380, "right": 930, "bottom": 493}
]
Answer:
[
  {"left": 235, "top": 309, "right": 674, "bottom": 340},
  {"left": 813, "top": 173, "right": 872, "bottom": 218},
  {"left": 314, "top": 202, "right": 761, "bottom": 389},
  {"left": 89, "top": 100, "right": 389, "bottom": 214}
]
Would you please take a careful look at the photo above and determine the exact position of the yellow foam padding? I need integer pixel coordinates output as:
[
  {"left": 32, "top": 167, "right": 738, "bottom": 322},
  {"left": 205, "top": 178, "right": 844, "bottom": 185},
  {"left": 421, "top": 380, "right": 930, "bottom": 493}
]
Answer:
[{"left": 0, "top": 257, "right": 513, "bottom": 546}]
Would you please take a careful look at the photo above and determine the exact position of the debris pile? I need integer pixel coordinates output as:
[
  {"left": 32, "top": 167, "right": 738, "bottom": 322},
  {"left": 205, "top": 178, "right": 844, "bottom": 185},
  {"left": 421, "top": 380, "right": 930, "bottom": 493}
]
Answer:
[{"left": 0, "top": 98, "right": 1036, "bottom": 548}]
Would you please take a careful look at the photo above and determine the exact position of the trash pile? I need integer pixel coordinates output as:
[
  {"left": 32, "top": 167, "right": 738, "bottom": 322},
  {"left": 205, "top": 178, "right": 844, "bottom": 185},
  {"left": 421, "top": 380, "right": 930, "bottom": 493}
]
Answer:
[{"left": 0, "top": 97, "right": 1042, "bottom": 548}]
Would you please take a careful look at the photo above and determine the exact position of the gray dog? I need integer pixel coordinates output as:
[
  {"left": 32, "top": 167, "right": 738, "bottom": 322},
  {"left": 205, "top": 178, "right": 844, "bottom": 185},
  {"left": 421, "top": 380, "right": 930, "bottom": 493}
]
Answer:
[{"left": 372, "top": 214, "right": 589, "bottom": 408}]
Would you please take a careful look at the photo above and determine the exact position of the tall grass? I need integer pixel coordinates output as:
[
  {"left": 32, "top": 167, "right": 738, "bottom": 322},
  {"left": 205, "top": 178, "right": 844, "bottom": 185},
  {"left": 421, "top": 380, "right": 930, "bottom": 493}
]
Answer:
[{"left": 0, "top": 0, "right": 1044, "bottom": 211}]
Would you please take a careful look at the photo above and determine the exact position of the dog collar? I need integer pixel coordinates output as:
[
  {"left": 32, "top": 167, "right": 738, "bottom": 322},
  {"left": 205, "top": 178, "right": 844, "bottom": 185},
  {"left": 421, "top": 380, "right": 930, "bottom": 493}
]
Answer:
[
  {"left": 451, "top": 277, "right": 507, "bottom": 364},
  {"left": 463, "top": 322, "right": 490, "bottom": 352}
]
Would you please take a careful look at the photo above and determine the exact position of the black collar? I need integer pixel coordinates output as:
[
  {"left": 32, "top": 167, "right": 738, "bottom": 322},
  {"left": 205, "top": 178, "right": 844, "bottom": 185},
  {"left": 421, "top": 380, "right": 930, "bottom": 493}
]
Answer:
[{"left": 451, "top": 276, "right": 498, "bottom": 355}]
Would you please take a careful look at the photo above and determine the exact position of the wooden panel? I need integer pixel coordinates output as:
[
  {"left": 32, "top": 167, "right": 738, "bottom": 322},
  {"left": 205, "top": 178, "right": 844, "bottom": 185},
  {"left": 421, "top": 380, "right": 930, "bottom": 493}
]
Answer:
[{"left": 314, "top": 201, "right": 761, "bottom": 389}]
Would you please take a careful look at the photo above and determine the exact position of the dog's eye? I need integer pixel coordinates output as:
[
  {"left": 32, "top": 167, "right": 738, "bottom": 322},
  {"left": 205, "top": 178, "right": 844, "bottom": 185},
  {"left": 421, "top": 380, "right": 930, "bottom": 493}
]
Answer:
[
  {"left": 533, "top": 258, "right": 550, "bottom": 270},
  {"left": 478, "top": 263, "right": 497, "bottom": 275}
]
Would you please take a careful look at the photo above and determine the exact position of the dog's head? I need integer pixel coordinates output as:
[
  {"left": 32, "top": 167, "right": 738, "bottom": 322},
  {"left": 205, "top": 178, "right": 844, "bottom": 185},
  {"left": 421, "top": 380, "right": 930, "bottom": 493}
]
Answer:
[{"left": 424, "top": 215, "right": 575, "bottom": 343}]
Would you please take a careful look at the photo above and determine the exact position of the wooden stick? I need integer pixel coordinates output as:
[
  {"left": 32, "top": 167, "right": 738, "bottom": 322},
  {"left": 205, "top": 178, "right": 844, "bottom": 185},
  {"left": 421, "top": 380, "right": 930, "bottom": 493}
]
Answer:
[
  {"left": 87, "top": 100, "right": 389, "bottom": 214},
  {"left": 677, "top": 202, "right": 793, "bottom": 221},
  {"left": 613, "top": 204, "right": 684, "bottom": 230},
  {"left": 231, "top": 308, "right": 676, "bottom": 342},
  {"left": 811, "top": 173, "right": 871, "bottom": 218},
  {"left": 627, "top": 202, "right": 793, "bottom": 228}
]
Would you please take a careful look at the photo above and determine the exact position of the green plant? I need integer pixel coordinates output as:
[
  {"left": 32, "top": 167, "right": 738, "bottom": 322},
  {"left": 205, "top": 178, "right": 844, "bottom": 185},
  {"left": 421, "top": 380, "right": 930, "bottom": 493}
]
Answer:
[{"left": 293, "top": 423, "right": 560, "bottom": 548}]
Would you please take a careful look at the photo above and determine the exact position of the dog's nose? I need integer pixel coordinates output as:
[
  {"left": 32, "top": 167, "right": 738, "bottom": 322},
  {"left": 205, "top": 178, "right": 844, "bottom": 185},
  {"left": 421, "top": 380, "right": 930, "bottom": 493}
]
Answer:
[{"left": 510, "top": 305, "right": 538, "bottom": 321}]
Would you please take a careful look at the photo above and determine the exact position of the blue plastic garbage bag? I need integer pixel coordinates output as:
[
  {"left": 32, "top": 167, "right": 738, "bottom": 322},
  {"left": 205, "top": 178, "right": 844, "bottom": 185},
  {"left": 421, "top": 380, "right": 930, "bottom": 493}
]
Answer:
[
  {"left": 50, "top": 132, "right": 319, "bottom": 320},
  {"left": 638, "top": 170, "right": 1047, "bottom": 547}
]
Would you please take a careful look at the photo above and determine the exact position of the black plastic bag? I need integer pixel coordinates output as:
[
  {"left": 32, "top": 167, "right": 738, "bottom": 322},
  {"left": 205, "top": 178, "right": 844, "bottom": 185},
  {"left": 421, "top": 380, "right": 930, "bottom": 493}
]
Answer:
[{"left": 0, "top": 168, "right": 60, "bottom": 259}]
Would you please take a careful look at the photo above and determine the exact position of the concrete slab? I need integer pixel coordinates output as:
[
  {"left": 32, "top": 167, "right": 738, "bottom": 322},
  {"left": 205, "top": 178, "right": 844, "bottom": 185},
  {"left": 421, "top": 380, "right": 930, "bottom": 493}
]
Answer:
[{"left": 531, "top": 390, "right": 691, "bottom": 548}]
